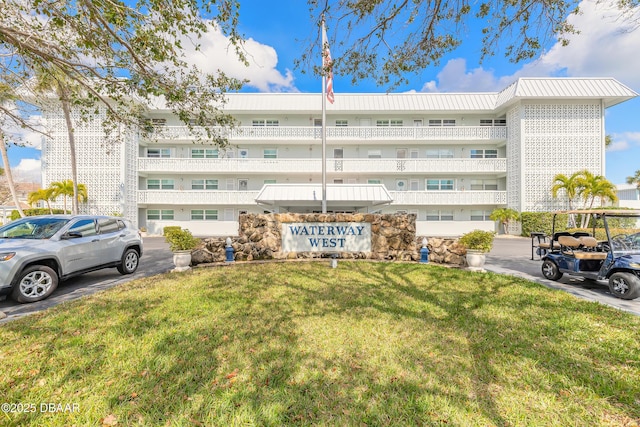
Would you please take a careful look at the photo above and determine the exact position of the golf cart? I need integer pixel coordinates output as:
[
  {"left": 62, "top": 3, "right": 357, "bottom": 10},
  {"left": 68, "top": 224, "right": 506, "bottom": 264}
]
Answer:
[{"left": 541, "top": 209, "right": 640, "bottom": 300}]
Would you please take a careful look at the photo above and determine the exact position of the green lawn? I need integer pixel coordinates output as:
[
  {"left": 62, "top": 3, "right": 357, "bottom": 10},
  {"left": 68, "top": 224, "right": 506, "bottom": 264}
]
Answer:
[{"left": 1, "top": 262, "right": 639, "bottom": 426}]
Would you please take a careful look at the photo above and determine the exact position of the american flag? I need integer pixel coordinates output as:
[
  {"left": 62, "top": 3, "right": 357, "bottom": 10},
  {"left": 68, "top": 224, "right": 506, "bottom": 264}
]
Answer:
[{"left": 322, "top": 23, "right": 334, "bottom": 104}]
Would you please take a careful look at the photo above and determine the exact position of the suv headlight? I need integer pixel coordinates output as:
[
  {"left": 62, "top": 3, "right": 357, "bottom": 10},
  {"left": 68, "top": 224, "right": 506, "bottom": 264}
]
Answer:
[
  {"left": 630, "top": 262, "right": 640, "bottom": 269},
  {"left": 0, "top": 252, "right": 16, "bottom": 261}
]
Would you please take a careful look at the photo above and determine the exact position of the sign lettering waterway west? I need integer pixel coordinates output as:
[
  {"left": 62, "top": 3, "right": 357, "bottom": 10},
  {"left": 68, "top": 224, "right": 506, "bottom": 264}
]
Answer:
[{"left": 281, "top": 222, "right": 372, "bottom": 253}]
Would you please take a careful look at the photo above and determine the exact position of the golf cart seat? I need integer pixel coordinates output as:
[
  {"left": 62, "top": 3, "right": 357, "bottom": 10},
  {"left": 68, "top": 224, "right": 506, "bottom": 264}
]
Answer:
[{"left": 558, "top": 236, "right": 608, "bottom": 260}]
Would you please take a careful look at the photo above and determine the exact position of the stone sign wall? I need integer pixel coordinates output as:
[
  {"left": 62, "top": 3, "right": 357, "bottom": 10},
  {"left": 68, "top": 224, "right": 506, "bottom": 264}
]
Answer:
[{"left": 191, "top": 213, "right": 467, "bottom": 266}]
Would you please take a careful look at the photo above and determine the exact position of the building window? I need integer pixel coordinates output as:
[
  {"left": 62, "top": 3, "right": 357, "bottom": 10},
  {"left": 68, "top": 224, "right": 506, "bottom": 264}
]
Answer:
[
  {"left": 409, "top": 179, "right": 420, "bottom": 191},
  {"left": 335, "top": 120, "right": 348, "bottom": 127},
  {"left": 191, "top": 179, "right": 218, "bottom": 190},
  {"left": 426, "top": 179, "right": 454, "bottom": 190},
  {"left": 191, "top": 209, "right": 218, "bottom": 220},
  {"left": 252, "top": 119, "right": 278, "bottom": 126},
  {"left": 191, "top": 148, "right": 219, "bottom": 158},
  {"left": 263, "top": 149, "right": 277, "bottom": 159},
  {"left": 470, "top": 179, "right": 498, "bottom": 190},
  {"left": 481, "top": 118, "right": 506, "bottom": 126},
  {"left": 429, "top": 119, "right": 455, "bottom": 126},
  {"left": 147, "top": 179, "right": 174, "bottom": 190},
  {"left": 426, "top": 210, "right": 453, "bottom": 221},
  {"left": 263, "top": 179, "right": 276, "bottom": 184},
  {"left": 147, "top": 148, "right": 170, "bottom": 158},
  {"left": 390, "top": 119, "right": 403, "bottom": 126},
  {"left": 376, "top": 119, "right": 389, "bottom": 127},
  {"left": 410, "top": 149, "right": 419, "bottom": 159},
  {"left": 426, "top": 149, "right": 454, "bottom": 158},
  {"left": 470, "top": 210, "right": 491, "bottom": 220},
  {"left": 238, "top": 179, "right": 248, "bottom": 191},
  {"left": 151, "top": 118, "right": 166, "bottom": 127},
  {"left": 368, "top": 150, "right": 382, "bottom": 159},
  {"left": 147, "top": 209, "right": 174, "bottom": 220},
  {"left": 470, "top": 149, "right": 498, "bottom": 159},
  {"left": 367, "top": 179, "right": 382, "bottom": 184}
]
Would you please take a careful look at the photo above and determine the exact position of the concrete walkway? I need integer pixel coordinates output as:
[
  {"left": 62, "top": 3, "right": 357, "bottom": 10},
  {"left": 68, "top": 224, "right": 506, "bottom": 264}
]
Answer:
[{"left": 485, "top": 236, "right": 640, "bottom": 316}]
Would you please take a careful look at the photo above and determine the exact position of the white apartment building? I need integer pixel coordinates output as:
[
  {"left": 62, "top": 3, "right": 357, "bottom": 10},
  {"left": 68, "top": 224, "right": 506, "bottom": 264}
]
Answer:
[{"left": 41, "top": 77, "right": 637, "bottom": 237}]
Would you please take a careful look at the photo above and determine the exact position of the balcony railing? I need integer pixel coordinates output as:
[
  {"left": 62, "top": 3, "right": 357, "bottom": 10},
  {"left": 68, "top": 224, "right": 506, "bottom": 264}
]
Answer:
[
  {"left": 144, "top": 125, "right": 507, "bottom": 142},
  {"left": 138, "top": 157, "right": 507, "bottom": 174},
  {"left": 138, "top": 190, "right": 259, "bottom": 205},
  {"left": 389, "top": 191, "right": 507, "bottom": 205},
  {"left": 138, "top": 189, "right": 506, "bottom": 206}
]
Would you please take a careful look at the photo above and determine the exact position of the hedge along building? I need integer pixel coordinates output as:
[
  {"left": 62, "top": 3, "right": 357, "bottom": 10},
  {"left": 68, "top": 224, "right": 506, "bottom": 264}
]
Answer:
[{"left": 40, "top": 78, "right": 637, "bottom": 237}]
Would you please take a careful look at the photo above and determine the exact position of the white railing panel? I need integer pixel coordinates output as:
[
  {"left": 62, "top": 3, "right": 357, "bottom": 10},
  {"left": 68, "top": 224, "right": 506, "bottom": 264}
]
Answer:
[
  {"left": 145, "top": 125, "right": 507, "bottom": 142},
  {"left": 139, "top": 190, "right": 259, "bottom": 205},
  {"left": 389, "top": 191, "right": 507, "bottom": 205},
  {"left": 138, "top": 158, "right": 507, "bottom": 174}
]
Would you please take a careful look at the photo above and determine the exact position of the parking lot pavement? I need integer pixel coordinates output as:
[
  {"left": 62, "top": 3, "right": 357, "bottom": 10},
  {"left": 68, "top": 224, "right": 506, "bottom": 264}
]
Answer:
[
  {"left": 485, "top": 236, "right": 640, "bottom": 316},
  {"left": 0, "top": 237, "right": 173, "bottom": 325}
]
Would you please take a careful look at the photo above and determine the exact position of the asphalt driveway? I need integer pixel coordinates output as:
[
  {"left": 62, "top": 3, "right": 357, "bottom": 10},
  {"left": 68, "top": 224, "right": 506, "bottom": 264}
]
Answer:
[
  {"left": 485, "top": 236, "right": 640, "bottom": 316},
  {"left": 0, "top": 237, "right": 173, "bottom": 324}
]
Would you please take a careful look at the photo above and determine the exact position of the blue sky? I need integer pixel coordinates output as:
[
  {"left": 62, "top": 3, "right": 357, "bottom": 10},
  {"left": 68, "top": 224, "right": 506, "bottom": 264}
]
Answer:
[{"left": 9, "top": 0, "right": 640, "bottom": 185}]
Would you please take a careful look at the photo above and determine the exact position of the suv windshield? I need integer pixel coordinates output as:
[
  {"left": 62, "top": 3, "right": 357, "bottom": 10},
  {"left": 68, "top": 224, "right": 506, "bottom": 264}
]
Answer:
[{"left": 0, "top": 217, "right": 69, "bottom": 239}]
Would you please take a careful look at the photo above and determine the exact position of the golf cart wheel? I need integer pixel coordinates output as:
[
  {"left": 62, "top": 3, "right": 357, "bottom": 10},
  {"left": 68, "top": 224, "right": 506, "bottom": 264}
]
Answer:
[
  {"left": 541, "top": 259, "right": 563, "bottom": 281},
  {"left": 11, "top": 265, "right": 59, "bottom": 303},
  {"left": 608, "top": 272, "right": 640, "bottom": 300}
]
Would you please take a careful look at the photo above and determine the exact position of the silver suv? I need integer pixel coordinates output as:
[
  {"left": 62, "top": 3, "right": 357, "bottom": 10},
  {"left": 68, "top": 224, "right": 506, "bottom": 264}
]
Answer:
[{"left": 0, "top": 215, "right": 143, "bottom": 303}]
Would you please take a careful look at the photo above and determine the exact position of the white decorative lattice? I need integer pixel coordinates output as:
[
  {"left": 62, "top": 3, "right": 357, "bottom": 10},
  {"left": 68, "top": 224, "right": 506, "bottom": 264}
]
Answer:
[
  {"left": 506, "top": 106, "right": 521, "bottom": 210},
  {"left": 42, "top": 107, "right": 134, "bottom": 222},
  {"left": 521, "top": 103, "right": 603, "bottom": 212}
]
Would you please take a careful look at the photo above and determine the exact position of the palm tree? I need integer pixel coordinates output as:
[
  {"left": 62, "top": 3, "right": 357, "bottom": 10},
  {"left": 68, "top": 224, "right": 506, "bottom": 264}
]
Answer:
[
  {"left": 551, "top": 171, "right": 583, "bottom": 227},
  {"left": 27, "top": 188, "right": 56, "bottom": 213},
  {"left": 489, "top": 208, "right": 521, "bottom": 234},
  {"left": 576, "top": 170, "right": 618, "bottom": 228},
  {"left": 626, "top": 170, "right": 640, "bottom": 189},
  {"left": 35, "top": 69, "right": 82, "bottom": 214},
  {"left": 0, "top": 86, "right": 25, "bottom": 218},
  {"left": 51, "top": 180, "right": 88, "bottom": 214}
]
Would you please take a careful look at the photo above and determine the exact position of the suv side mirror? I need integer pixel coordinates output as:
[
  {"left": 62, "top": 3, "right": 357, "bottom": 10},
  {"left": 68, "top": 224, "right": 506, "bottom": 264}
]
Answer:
[{"left": 61, "top": 231, "right": 83, "bottom": 239}]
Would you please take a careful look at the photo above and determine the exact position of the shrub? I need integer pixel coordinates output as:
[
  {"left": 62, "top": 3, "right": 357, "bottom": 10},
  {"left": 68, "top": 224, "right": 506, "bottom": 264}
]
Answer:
[
  {"left": 164, "top": 227, "right": 200, "bottom": 252},
  {"left": 458, "top": 229, "right": 495, "bottom": 253},
  {"left": 520, "top": 212, "right": 569, "bottom": 237},
  {"left": 162, "top": 226, "right": 182, "bottom": 238},
  {"left": 10, "top": 209, "right": 67, "bottom": 220}
]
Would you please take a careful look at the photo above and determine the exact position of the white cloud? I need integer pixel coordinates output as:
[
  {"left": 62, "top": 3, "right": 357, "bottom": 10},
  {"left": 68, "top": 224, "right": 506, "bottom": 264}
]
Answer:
[
  {"left": 182, "top": 25, "right": 296, "bottom": 92},
  {"left": 610, "top": 132, "right": 640, "bottom": 152},
  {"left": 12, "top": 158, "right": 42, "bottom": 184},
  {"left": 422, "top": 1, "right": 640, "bottom": 92}
]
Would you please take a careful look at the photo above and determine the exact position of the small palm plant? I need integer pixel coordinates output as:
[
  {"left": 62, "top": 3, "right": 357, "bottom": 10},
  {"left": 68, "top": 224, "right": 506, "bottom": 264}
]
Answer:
[{"left": 489, "top": 208, "right": 521, "bottom": 234}]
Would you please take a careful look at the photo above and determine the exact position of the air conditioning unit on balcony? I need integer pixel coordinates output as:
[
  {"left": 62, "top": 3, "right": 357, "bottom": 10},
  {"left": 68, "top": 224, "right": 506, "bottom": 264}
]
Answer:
[{"left": 239, "top": 149, "right": 249, "bottom": 158}]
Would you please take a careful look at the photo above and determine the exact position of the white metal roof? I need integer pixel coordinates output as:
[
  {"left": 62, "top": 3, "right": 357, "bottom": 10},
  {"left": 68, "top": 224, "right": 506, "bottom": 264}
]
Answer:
[
  {"left": 223, "top": 92, "right": 498, "bottom": 113},
  {"left": 255, "top": 184, "right": 393, "bottom": 208},
  {"left": 147, "top": 78, "right": 636, "bottom": 112},
  {"left": 496, "top": 78, "right": 637, "bottom": 109}
]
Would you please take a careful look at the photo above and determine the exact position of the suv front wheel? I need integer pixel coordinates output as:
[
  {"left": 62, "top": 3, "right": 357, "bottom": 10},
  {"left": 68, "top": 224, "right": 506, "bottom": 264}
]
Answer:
[
  {"left": 117, "top": 248, "right": 140, "bottom": 275},
  {"left": 12, "top": 265, "right": 59, "bottom": 303}
]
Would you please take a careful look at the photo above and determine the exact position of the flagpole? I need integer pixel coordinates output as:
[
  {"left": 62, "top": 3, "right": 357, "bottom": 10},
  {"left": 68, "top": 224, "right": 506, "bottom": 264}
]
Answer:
[{"left": 321, "top": 19, "right": 327, "bottom": 214}]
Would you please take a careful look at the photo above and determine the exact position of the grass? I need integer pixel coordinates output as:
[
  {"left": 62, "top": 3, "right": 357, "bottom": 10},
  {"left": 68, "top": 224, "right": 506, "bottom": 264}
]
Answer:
[{"left": 1, "top": 261, "right": 640, "bottom": 426}]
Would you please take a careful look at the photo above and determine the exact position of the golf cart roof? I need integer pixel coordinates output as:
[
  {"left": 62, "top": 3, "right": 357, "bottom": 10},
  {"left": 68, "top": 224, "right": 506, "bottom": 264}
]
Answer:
[{"left": 554, "top": 209, "right": 640, "bottom": 216}]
